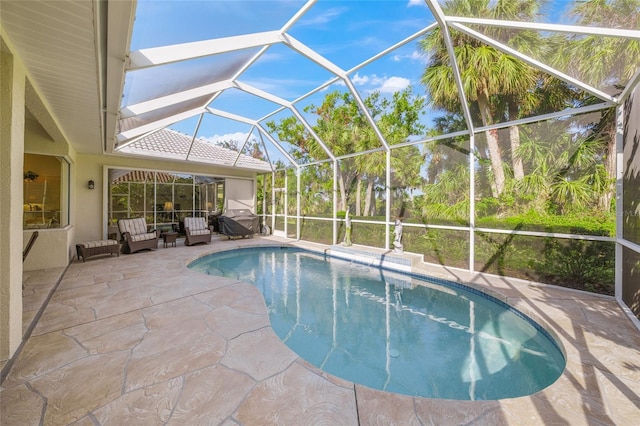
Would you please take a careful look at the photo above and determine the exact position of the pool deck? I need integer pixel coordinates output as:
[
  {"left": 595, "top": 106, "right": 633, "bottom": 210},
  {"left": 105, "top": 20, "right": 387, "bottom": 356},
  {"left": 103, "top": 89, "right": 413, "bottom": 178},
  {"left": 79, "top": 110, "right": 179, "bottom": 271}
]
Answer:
[{"left": 2, "top": 235, "right": 639, "bottom": 425}]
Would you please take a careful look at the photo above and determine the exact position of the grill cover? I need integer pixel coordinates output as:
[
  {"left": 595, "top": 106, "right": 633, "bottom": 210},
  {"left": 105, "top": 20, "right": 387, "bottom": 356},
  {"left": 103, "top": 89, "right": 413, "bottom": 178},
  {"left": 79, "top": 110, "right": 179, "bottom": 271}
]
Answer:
[{"left": 218, "top": 209, "right": 259, "bottom": 238}]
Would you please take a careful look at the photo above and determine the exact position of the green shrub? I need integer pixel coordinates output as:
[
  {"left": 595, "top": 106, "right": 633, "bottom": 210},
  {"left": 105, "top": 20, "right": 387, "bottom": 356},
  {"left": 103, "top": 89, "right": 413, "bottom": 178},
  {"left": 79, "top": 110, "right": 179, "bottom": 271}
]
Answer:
[
  {"left": 532, "top": 238, "right": 615, "bottom": 295},
  {"left": 292, "top": 214, "right": 615, "bottom": 296},
  {"left": 476, "top": 198, "right": 501, "bottom": 217},
  {"left": 476, "top": 210, "right": 614, "bottom": 236}
]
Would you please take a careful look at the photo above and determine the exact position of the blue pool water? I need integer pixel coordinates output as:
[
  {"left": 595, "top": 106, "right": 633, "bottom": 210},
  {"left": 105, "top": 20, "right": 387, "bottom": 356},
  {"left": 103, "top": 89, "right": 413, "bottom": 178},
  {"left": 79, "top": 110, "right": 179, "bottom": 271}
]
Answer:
[{"left": 188, "top": 246, "right": 565, "bottom": 400}]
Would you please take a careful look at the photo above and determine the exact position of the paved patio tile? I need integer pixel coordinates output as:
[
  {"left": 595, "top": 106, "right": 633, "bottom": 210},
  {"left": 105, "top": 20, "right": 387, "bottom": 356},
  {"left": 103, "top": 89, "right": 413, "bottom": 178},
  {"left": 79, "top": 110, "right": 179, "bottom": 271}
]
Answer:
[{"left": 2, "top": 236, "right": 639, "bottom": 425}]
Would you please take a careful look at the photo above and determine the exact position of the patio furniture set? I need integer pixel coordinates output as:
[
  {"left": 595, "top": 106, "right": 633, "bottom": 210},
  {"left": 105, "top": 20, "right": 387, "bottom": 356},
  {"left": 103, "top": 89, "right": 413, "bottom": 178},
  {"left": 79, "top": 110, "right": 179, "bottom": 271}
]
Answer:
[{"left": 76, "top": 212, "right": 261, "bottom": 262}]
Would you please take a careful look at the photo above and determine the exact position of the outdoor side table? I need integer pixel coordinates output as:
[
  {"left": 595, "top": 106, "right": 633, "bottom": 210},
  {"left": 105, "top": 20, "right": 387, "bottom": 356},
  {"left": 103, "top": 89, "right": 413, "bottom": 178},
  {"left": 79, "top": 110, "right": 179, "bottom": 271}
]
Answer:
[{"left": 162, "top": 232, "right": 178, "bottom": 248}]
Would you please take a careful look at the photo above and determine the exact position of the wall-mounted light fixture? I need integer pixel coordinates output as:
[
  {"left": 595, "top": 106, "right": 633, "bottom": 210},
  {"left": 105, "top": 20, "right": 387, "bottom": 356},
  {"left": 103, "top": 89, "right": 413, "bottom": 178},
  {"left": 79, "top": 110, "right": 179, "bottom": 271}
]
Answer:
[{"left": 88, "top": 180, "right": 95, "bottom": 190}]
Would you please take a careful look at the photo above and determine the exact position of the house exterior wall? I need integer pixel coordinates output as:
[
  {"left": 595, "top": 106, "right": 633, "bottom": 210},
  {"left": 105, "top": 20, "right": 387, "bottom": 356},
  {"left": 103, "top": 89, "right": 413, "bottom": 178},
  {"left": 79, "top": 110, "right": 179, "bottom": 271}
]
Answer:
[
  {"left": 225, "top": 178, "right": 256, "bottom": 211},
  {"left": 1, "top": 49, "right": 26, "bottom": 361},
  {"left": 22, "top": 116, "right": 78, "bottom": 271},
  {"left": 73, "top": 154, "right": 257, "bottom": 245},
  {"left": 0, "top": 38, "right": 261, "bottom": 361},
  {"left": 22, "top": 229, "right": 75, "bottom": 271}
]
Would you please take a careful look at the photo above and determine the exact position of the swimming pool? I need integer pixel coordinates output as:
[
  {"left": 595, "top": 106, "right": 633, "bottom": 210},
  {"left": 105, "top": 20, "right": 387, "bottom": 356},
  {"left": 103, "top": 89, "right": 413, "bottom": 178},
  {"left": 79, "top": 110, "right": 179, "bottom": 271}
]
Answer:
[{"left": 188, "top": 246, "right": 565, "bottom": 400}]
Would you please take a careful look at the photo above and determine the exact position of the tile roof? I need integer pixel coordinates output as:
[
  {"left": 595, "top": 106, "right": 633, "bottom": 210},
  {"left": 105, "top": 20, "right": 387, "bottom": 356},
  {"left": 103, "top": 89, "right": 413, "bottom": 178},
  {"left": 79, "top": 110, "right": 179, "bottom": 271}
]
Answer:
[{"left": 118, "top": 128, "right": 272, "bottom": 172}]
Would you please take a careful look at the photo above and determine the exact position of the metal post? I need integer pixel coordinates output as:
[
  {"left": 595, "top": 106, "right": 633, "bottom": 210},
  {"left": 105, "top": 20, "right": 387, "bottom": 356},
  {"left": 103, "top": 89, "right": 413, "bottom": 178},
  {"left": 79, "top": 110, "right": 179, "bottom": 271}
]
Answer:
[
  {"left": 284, "top": 171, "right": 288, "bottom": 238},
  {"left": 615, "top": 103, "right": 624, "bottom": 300},
  {"left": 271, "top": 171, "right": 276, "bottom": 232},
  {"left": 469, "top": 133, "right": 476, "bottom": 273},
  {"left": 297, "top": 167, "right": 301, "bottom": 240},
  {"left": 385, "top": 150, "right": 391, "bottom": 250},
  {"left": 333, "top": 160, "right": 338, "bottom": 245}
]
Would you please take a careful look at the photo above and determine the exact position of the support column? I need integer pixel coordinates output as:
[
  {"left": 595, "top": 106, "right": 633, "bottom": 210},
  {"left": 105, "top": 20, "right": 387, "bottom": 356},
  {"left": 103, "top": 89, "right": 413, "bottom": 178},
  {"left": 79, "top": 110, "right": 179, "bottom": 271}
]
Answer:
[
  {"left": 615, "top": 103, "right": 624, "bottom": 300},
  {"left": 0, "top": 50, "right": 26, "bottom": 362}
]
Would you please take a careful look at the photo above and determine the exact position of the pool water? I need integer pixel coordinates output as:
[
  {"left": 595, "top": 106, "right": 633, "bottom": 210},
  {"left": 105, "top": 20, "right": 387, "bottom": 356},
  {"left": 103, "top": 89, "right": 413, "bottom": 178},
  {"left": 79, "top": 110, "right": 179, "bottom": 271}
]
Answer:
[{"left": 188, "top": 247, "right": 565, "bottom": 400}]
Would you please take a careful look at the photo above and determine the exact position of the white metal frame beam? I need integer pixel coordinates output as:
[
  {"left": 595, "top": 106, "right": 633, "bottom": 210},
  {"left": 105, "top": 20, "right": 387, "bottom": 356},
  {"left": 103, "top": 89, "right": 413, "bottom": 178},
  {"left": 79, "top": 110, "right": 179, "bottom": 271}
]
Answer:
[
  {"left": 426, "top": 0, "right": 476, "bottom": 273},
  {"left": 450, "top": 23, "right": 617, "bottom": 103},
  {"left": 347, "top": 23, "right": 438, "bottom": 76},
  {"left": 280, "top": 0, "right": 317, "bottom": 34},
  {"left": 425, "top": 0, "right": 475, "bottom": 135},
  {"left": 206, "top": 107, "right": 258, "bottom": 126},
  {"left": 619, "top": 67, "right": 640, "bottom": 103},
  {"left": 185, "top": 114, "right": 204, "bottom": 161},
  {"left": 289, "top": 105, "right": 336, "bottom": 161},
  {"left": 283, "top": 34, "right": 391, "bottom": 151},
  {"left": 116, "top": 106, "right": 206, "bottom": 143},
  {"left": 128, "top": 31, "right": 284, "bottom": 69},
  {"left": 121, "top": 80, "right": 234, "bottom": 117},
  {"left": 232, "top": 129, "right": 256, "bottom": 167},
  {"left": 234, "top": 81, "right": 290, "bottom": 107},
  {"left": 446, "top": 16, "right": 640, "bottom": 40},
  {"left": 256, "top": 124, "right": 300, "bottom": 169}
]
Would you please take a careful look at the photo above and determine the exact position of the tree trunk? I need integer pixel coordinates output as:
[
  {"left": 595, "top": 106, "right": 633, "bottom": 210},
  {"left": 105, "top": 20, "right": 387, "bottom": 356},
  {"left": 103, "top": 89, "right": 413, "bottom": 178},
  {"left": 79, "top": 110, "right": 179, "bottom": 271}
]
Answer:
[
  {"left": 478, "top": 93, "right": 505, "bottom": 197},
  {"left": 508, "top": 100, "right": 524, "bottom": 180},
  {"left": 355, "top": 179, "right": 362, "bottom": 216},
  {"left": 364, "top": 178, "right": 374, "bottom": 216},
  {"left": 338, "top": 167, "right": 347, "bottom": 212},
  {"left": 599, "top": 131, "right": 616, "bottom": 212}
]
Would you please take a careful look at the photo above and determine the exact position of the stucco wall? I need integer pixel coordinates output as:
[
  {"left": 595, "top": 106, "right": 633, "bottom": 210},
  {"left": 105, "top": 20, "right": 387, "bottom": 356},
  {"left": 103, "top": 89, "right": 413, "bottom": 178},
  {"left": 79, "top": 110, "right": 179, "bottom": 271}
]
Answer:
[
  {"left": 21, "top": 104, "right": 77, "bottom": 272},
  {"left": 1, "top": 50, "right": 26, "bottom": 361},
  {"left": 24, "top": 116, "right": 71, "bottom": 157},
  {"left": 23, "top": 228, "right": 75, "bottom": 271},
  {"left": 226, "top": 178, "right": 256, "bottom": 211}
]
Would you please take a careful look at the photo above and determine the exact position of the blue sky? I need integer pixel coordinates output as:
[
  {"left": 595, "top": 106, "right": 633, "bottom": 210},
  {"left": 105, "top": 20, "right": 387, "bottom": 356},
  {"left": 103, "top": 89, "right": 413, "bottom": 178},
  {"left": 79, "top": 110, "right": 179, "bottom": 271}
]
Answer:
[
  {"left": 126, "top": 0, "right": 591, "bottom": 162},
  {"left": 127, "top": 0, "right": 436, "bottom": 156}
]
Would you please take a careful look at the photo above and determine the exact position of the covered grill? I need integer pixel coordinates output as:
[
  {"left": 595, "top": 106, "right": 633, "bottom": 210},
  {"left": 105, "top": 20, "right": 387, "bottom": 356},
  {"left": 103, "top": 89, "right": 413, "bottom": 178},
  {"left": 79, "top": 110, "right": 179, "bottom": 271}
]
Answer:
[{"left": 218, "top": 209, "right": 259, "bottom": 239}]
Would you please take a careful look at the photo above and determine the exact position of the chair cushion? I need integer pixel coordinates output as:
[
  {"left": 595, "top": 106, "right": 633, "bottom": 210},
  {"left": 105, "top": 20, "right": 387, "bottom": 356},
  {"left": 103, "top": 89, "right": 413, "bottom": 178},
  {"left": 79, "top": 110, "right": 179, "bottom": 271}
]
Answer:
[
  {"left": 184, "top": 217, "right": 207, "bottom": 231},
  {"left": 79, "top": 240, "right": 118, "bottom": 248},
  {"left": 190, "top": 229, "right": 211, "bottom": 236},
  {"left": 118, "top": 218, "right": 148, "bottom": 236},
  {"left": 130, "top": 232, "right": 158, "bottom": 242}
]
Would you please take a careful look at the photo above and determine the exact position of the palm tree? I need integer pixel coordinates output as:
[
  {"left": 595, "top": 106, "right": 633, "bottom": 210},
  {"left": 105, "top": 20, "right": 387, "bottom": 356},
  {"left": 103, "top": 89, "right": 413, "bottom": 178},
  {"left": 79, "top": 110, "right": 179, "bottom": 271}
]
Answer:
[
  {"left": 560, "top": 0, "right": 640, "bottom": 90},
  {"left": 420, "top": 0, "right": 542, "bottom": 195},
  {"left": 486, "top": 0, "right": 545, "bottom": 181},
  {"left": 551, "top": 0, "right": 640, "bottom": 212},
  {"left": 514, "top": 121, "right": 607, "bottom": 215},
  {"left": 421, "top": 162, "right": 471, "bottom": 223}
]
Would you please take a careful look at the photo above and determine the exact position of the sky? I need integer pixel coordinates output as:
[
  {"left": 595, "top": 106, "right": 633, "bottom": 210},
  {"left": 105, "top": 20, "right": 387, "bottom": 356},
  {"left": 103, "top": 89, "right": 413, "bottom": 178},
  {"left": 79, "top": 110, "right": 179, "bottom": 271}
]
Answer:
[
  {"left": 125, "top": 0, "right": 599, "bottom": 163},
  {"left": 127, "top": 0, "right": 436, "bottom": 156}
]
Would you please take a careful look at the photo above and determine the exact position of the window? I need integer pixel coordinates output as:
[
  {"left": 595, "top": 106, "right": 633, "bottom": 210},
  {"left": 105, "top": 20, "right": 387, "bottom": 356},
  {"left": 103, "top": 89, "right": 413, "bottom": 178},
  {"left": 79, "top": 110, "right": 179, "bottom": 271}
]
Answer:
[
  {"left": 23, "top": 153, "right": 69, "bottom": 229},
  {"left": 108, "top": 169, "right": 226, "bottom": 236}
]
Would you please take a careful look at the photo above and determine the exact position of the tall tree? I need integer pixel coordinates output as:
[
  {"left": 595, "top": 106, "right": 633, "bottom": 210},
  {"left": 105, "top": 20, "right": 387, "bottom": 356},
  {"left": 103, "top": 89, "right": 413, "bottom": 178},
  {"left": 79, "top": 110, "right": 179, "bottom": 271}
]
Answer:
[
  {"left": 420, "top": 0, "right": 541, "bottom": 195},
  {"left": 267, "top": 88, "right": 425, "bottom": 215},
  {"left": 355, "top": 88, "right": 426, "bottom": 216},
  {"left": 551, "top": 0, "right": 640, "bottom": 212}
]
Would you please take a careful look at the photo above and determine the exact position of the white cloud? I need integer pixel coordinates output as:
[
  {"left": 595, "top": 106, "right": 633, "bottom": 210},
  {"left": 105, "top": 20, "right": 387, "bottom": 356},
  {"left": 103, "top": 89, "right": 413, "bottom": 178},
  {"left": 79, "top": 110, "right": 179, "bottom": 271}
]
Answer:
[
  {"left": 295, "top": 7, "right": 347, "bottom": 27},
  {"left": 351, "top": 73, "right": 370, "bottom": 86},
  {"left": 378, "top": 77, "right": 411, "bottom": 94},
  {"left": 202, "top": 132, "right": 255, "bottom": 145},
  {"left": 407, "top": 0, "right": 425, "bottom": 7},
  {"left": 322, "top": 72, "right": 412, "bottom": 95},
  {"left": 254, "top": 51, "right": 284, "bottom": 64},
  {"left": 392, "top": 50, "right": 429, "bottom": 64},
  {"left": 410, "top": 50, "right": 429, "bottom": 62}
]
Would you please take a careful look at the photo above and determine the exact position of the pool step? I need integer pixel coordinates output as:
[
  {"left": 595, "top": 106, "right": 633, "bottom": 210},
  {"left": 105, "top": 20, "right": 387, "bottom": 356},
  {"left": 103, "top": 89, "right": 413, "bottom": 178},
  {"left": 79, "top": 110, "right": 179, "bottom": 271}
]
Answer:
[{"left": 327, "top": 245, "right": 422, "bottom": 273}]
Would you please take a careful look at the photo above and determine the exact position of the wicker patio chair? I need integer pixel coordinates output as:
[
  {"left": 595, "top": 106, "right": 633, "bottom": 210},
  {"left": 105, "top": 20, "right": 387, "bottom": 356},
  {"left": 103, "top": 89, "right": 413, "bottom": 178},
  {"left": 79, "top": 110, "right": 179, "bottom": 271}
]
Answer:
[{"left": 184, "top": 217, "right": 212, "bottom": 246}]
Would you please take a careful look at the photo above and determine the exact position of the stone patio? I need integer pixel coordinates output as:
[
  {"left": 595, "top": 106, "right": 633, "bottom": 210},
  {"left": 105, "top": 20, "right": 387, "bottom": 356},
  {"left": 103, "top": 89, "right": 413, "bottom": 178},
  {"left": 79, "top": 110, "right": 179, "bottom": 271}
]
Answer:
[{"left": 1, "top": 235, "right": 639, "bottom": 425}]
